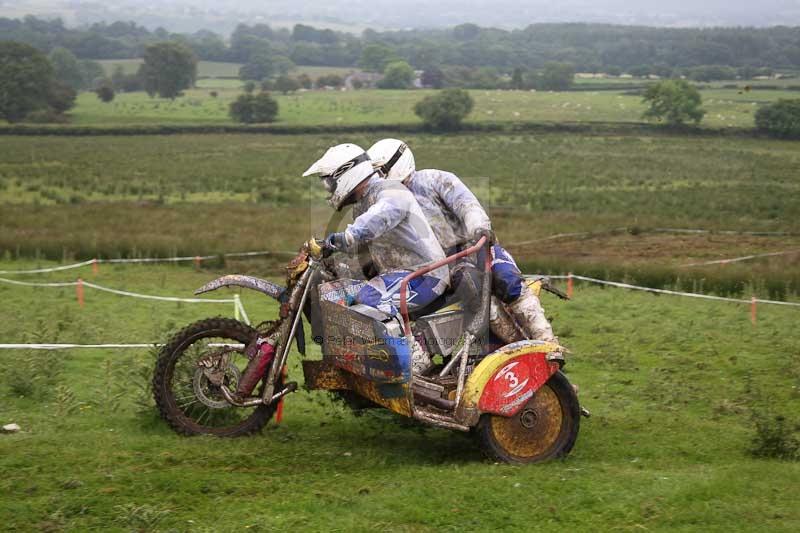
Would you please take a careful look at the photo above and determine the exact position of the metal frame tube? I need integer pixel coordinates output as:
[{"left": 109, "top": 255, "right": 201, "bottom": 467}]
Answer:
[{"left": 262, "top": 264, "right": 315, "bottom": 402}]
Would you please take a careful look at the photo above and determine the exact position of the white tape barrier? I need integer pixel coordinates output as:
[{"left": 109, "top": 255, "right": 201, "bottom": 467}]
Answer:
[
  {"left": 533, "top": 274, "right": 800, "bottom": 308},
  {"left": 680, "top": 249, "right": 800, "bottom": 268},
  {"left": 0, "top": 342, "right": 246, "bottom": 350},
  {"left": 653, "top": 228, "right": 799, "bottom": 237},
  {"left": 0, "top": 276, "right": 234, "bottom": 304},
  {"left": 0, "top": 250, "right": 296, "bottom": 275}
]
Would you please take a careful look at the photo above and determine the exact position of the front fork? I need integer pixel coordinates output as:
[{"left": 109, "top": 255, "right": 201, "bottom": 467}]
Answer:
[{"left": 260, "top": 263, "right": 316, "bottom": 403}]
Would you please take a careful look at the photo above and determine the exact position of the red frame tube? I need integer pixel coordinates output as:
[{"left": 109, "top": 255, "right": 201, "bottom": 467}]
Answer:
[{"left": 399, "top": 236, "right": 488, "bottom": 336}]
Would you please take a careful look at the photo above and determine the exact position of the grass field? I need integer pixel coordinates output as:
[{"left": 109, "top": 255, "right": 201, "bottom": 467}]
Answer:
[
  {"left": 98, "top": 60, "right": 355, "bottom": 89},
  {"left": 1, "top": 260, "right": 798, "bottom": 530},
  {"left": 2, "top": 130, "right": 799, "bottom": 298},
  {"left": 98, "top": 60, "right": 243, "bottom": 79},
  {"left": 61, "top": 87, "right": 796, "bottom": 128}
]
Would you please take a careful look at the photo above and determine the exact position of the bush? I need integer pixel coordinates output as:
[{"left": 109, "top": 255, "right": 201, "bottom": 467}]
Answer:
[
  {"left": 274, "top": 75, "right": 301, "bottom": 94},
  {"left": 229, "top": 91, "right": 279, "bottom": 123},
  {"left": 96, "top": 85, "right": 115, "bottom": 103},
  {"left": 749, "top": 411, "right": 800, "bottom": 461},
  {"left": 642, "top": 79, "right": 705, "bottom": 126},
  {"left": 378, "top": 61, "right": 414, "bottom": 89},
  {"left": 414, "top": 89, "right": 474, "bottom": 130},
  {"left": 316, "top": 74, "right": 344, "bottom": 88},
  {"left": 755, "top": 99, "right": 800, "bottom": 139}
]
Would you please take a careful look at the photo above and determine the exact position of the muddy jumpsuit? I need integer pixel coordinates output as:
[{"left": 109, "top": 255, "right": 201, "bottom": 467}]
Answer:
[
  {"left": 339, "top": 176, "right": 449, "bottom": 315},
  {"left": 405, "top": 169, "right": 556, "bottom": 343}
]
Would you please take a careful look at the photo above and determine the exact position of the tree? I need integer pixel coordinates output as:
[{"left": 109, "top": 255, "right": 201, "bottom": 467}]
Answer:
[
  {"left": 229, "top": 91, "right": 279, "bottom": 123},
  {"left": 297, "top": 73, "right": 312, "bottom": 89},
  {"left": 139, "top": 42, "right": 197, "bottom": 99},
  {"left": 642, "top": 79, "right": 705, "bottom": 126},
  {"left": 49, "top": 47, "right": 84, "bottom": 90},
  {"left": 46, "top": 80, "right": 76, "bottom": 114},
  {"left": 96, "top": 84, "right": 115, "bottom": 102},
  {"left": 536, "top": 62, "right": 575, "bottom": 91},
  {"left": 316, "top": 74, "right": 344, "bottom": 88},
  {"left": 274, "top": 75, "right": 300, "bottom": 94},
  {"left": 421, "top": 67, "right": 444, "bottom": 89},
  {"left": 378, "top": 61, "right": 414, "bottom": 89},
  {"left": 359, "top": 43, "right": 397, "bottom": 72},
  {"left": 0, "top": 41, "right": 54, "bottom": 122},
  {"left": 510, "top": 67, "right": 525, "bottom": 89},
  {"left": 755, "top": 99, "right": 800, "bottom": 139},
  {"left": 414, "top": 89, "right": 474, "bottom": 130},
  {"left": 272, "top": 55, "right": 295, "bottom": 76},
  {"left": 239, "top": 52, "right": 273, "bottom": 81},
  {"left": 79, "top": 60, "right": 106, "bottom": 88},
  {"left": 111, "top": 64, "right": 127, "bottom": 88}
]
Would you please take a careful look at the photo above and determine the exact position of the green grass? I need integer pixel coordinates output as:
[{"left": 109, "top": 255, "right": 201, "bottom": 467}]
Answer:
[
  {"left": 62, "top": 87, "right": 794, "bottom": 128},
  {"left": 1, "top": 131, "right": 798, "bottom": 228},
  {"left": 1, "top": 260, "right": 798, "bottom": 530},
  {"left": 98, "top": 59, "right": 243, "bottom": 79}
]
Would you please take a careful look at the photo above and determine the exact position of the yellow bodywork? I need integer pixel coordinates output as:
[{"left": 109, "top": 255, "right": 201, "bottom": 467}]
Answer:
[{"left": 459, "top": 340, "right": 561, "bottom": 411}]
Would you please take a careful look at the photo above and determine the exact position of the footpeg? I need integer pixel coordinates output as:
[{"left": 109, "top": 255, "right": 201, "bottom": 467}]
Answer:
[{"left": 270, "top": 382, "right": 298, "bottom": 403}]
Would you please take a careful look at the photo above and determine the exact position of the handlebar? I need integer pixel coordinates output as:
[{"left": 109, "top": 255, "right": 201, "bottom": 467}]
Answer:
[{"left": 398, "top": 236, "right": 488, "bottom": 337}]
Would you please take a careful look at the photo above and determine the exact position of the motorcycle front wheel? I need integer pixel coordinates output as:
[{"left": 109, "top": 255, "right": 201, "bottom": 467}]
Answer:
[
  {"left": 153, "top": 317, "right": 280, "bottom": 437},
  {"left": 475, "top": 371, "right": 580, "bottom": 464}
]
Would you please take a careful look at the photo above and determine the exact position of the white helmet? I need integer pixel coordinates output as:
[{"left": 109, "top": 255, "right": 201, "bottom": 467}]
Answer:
[
  {"left": 367, "top": 138, "right": 415, "bottom": 182},
  {"left": 303, "top": 143, "right": 375, "bottom": 210}
]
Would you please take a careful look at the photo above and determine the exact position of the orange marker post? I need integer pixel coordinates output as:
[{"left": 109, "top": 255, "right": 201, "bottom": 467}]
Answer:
[
  {"left": 194, "top": 256, "right": 202, "bottom": 269},
  {"left": 750, "top": 296, "right": 757, "bottom": 326},
  {"left": 92, "top": 258, "right": 99, "bottom": 275},
  {"left": 76, "top": 278, "right": 84, "bottom": 308},
  {"left": 567, "top": 272, "right": 574, "bottom": 299}
]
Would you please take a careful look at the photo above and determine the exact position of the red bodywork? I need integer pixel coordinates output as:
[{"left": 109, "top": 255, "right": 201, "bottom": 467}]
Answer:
[{"left": 478, "top": 352, "right": 559, "bottom": 417}]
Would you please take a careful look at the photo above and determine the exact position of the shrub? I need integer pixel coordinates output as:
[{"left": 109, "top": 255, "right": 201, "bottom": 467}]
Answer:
[
  {"left": 274, "top": 75, "right": 301, "bottom": 94},
  {"left": 378, "top": 61, "right": 414, "bottom": 89},
  {"left": 414, "top": 89, "right": 474, "bottom": 130},
  {"left": 229, "top": 91, "right": 279, "bottom": 123},
  {"left": 749, "top": 413, "right": 800, "bottom": 461},
  {"left": 96, "top": 84, "right": 115, "bottom": 103},
  {"left": 642, "top": 79, "right": 705, "bottom": 126},
  {"left": 316, "top": 74, "right": 344, "bottom": 88},
  {"left": 755, "top": 99, "right": 800, "bottom": 139}
]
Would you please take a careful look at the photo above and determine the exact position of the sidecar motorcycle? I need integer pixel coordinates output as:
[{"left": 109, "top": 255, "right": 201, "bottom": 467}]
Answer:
[{"left": 153, "top": 237, "right": 584, "bottom": 464}]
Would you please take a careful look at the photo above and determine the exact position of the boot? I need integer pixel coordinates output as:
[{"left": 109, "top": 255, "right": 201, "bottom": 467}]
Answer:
[
  {"left": 409, "top": 336, "right": 432, "bottom": 375},
  {"left": 490, "top": 296, "right": 524, "bottom": 344},
  {"left": 508, "top": 284, "right": 557, "bottom": 343}
]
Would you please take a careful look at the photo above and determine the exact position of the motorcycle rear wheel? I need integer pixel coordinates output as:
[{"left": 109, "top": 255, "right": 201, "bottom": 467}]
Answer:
[
  {"left": 153, "top": 317, "right": 280, "bottom": 437},
  {"left": 475, "top": 371, "right": 579, "bottom": 464}
]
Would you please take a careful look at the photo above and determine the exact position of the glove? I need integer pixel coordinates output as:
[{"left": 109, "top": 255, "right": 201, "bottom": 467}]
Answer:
[
  {"left": 324, "top": 232, "right": 348, "bottom": 252},
  {"left": 472, "top": 228, "right": 495, "bottom": 246}
]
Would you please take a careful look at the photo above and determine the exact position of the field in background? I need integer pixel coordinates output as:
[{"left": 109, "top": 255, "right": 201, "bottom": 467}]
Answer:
[
  {"left": 63, "top": 86, "right": 796, "bottom": 128},
  {"left": 98, "top": 60, "right": 356, "bottom": 82},
  {"left": 98, "top": 59, "right": 243, "bottom": 78},
  {"left": 1, "top": 260, "right": 798, "bottom": 530},
  {"left": 2, "top": 131, "right": 799, "bottom": 298}
]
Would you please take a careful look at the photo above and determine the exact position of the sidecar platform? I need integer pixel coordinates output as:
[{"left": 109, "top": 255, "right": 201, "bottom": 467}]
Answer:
[{"left": 304, "top": 279, "right": 416, "bottom": 417}]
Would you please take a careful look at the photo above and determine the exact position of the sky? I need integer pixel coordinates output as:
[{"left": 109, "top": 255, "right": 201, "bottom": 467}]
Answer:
[{"left": 4, "top": 0, "right": 800, "bottom": 32}]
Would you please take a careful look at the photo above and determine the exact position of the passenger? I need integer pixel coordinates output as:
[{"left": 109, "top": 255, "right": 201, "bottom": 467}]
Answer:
[
  {"left": 304, "top": 143, "right": 449, "bottom": 373},
  {"left": 367, "top": 139, "right": 557, "bottom": 345}
]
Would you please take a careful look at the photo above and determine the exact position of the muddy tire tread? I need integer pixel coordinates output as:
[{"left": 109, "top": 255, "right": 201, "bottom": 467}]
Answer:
[
  {"left": 152, "top": 317, "right": 278, "bottom": 437},
  {"left": 475, "top": 370, "right": 580, "bottom": 464}
]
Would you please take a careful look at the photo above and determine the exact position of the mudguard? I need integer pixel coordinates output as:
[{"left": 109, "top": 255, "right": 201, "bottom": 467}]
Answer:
[
  {"left": 194, "top": 275, "right": 285, "bottom": 300},
  {"left": 458, "top": 340, "right": 562, "bottom": 424},
  {"left": 193, "top": 275, "right": 305, "bottom": 356}
]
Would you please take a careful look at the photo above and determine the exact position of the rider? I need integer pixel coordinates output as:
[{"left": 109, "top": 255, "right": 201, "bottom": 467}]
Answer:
[
  {"left": 367, "top": 138, "right": 557, "bottom": 345},
  {"left": 303, "top": 143, "right": 448, "bottom": 373}
]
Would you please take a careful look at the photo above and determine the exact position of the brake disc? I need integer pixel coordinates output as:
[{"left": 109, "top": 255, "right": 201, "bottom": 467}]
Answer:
[{"left": 192, "top": 364, "right": 242, "bottom": 409}]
